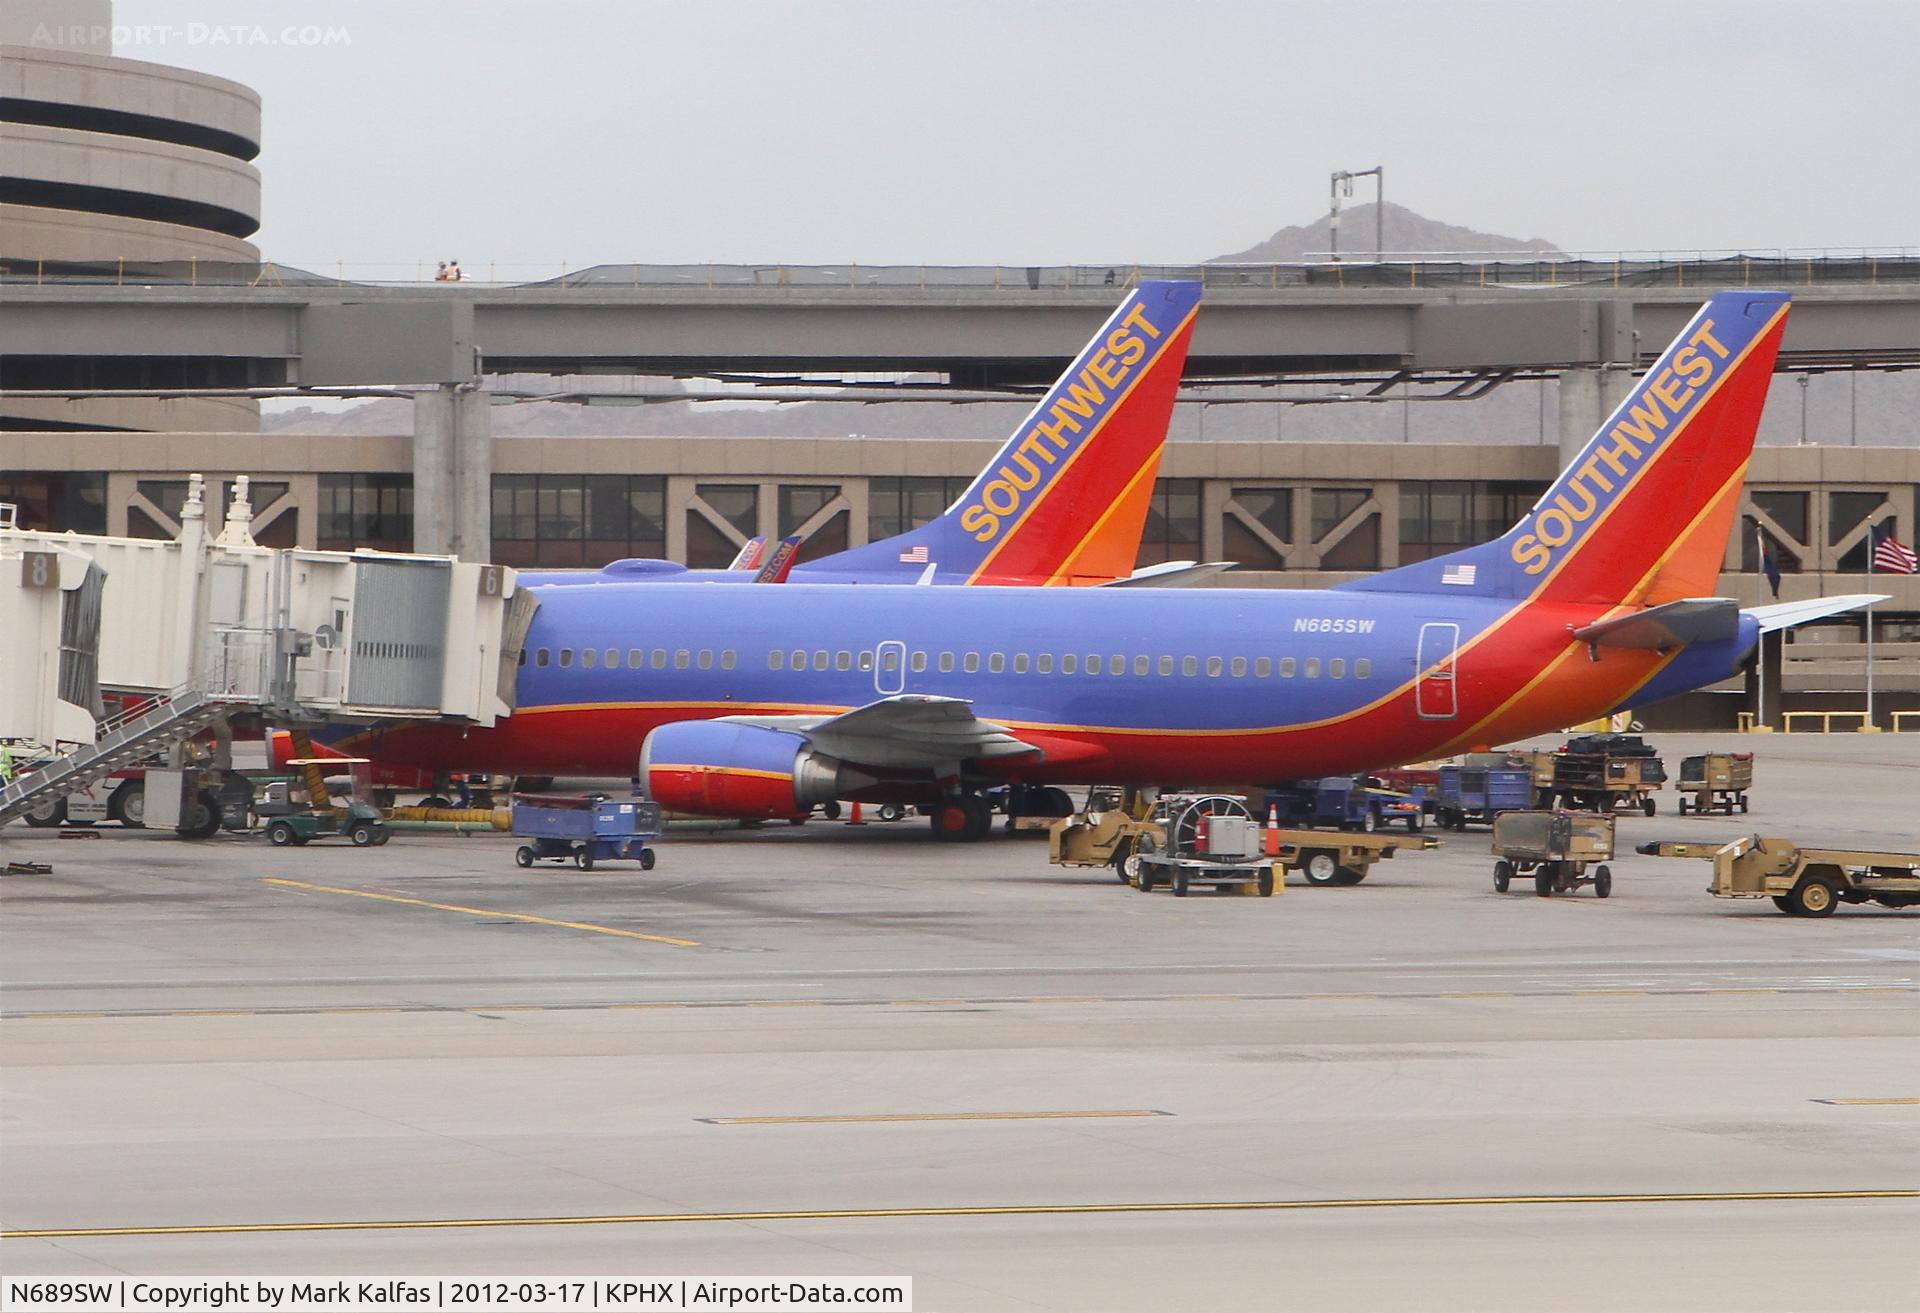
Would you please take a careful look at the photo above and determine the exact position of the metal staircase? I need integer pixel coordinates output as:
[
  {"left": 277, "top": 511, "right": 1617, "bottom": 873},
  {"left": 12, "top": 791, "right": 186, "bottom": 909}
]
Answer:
[{"left": 0, "top": 682, "right": 250, "bottom": 826}]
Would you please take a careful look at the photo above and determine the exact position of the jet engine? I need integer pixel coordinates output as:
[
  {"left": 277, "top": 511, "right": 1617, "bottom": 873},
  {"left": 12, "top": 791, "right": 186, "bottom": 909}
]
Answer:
[{"left": 639, "top": 721, "right": 874, "bottom": 820}]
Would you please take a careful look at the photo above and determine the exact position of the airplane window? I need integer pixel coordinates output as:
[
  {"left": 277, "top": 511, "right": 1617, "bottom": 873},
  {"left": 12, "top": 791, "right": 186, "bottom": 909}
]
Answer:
[
  {"left": 989, "top": 653, "right": 1005, "bottom": 673},
  {"left": 1182, "top": 656, "right": 1197, "bottom": 676},
  {"left": 652, "top": 649, "right": 668, "bottom": 669},
  {"left": 835, "top": 651, "right": 852, "bottom": 671},
  {"left": 698, "top": 650, "right": 714, "bottom": 670},
  {"left": 517, "top": 650, "right": 528, "bottom": 667},
  {"left": 812, "top": 650, "right": 829, "bottom": 671},
  {"left": 559, "top": 649, "right": 574, "bottom": 668},
  {"left": 1037, "top": 654, "right": 1054, "bottom": 674},
  {"left": 881, "top": 649, "right": 900, "bottom": 672},
  {"left": 1231, "top": 657, "right": 1247, "bottom": 678},
  {"left": 582, "top": 648, "right": 599, "bottom": 669},
  {"left": 605, "top": 648, "right": 618, "bottom": 668},
  {"left": 1085, "top": 655, "right": 1102, "bottom": 675},
  {"left": 791, "top": 648, "right": 806, "bottom": 670},
  {"left": 1280, "top": 657, "right": 1296, "bottom": 678},
  {"left": 536, "top": 648, "right": 550, "bottom": 668},
  {"left": 1206, "top": 656, "right": 1222, "bottom": 677},
  {"left": 1304, "top": 658, "right": 1321, "bottom": 678},
  {"left": 1256, "top": 657, "right": 1272, "bottom": 678},
  {"left": 674, "top": 649, "right": 690, "bottom": 669},
  {"left": 859, "top": 650, "right": 875, "bottom": 672},
  {"left": 1158, "top": 655, "right": 1173, "bottom": 676},
  {"left": 939, "top": 652, "right": 955, "bottom": 673},
  {"left": 1063, "top": 654, "right": 1078, "bottom": 675},
  {"left": 627, "top": 649, "right": 643, "bottom": 668},
  {"left": 1111, "top": 654, "right": 1126, "bottom": 674},
  {"left": 722, "top": 650, "right": 737, "bottom": 670},
  {"left": 1330, "top": 658, "right": 1345, "bottom": 679},
  {"left": 1134, "top": 655, "right": 1149, "bottom": 676},
  {"left": 1014, "top": 653, "right": 1030, "bottom": 674},
  {"left": 911, "top": 651, "right": 927, "bottom": 673},
  {"left": 770, "top": 650, "right": 785, "bottom": 670},
  {"left": 1356, "top": 658, "right": 1372, "bottom": 678},
  {"left": 964, "top": 652, "right": 981, "bottom": 673}
]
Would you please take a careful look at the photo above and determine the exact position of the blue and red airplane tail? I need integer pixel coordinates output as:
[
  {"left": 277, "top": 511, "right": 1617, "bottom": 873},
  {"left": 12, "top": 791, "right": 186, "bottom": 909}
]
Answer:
[
  {"left": 804, "top": 280, "right": 1203, "bottom": 586},
  {"left": 1342, "top": 290, "right": 1791, "bottom": 609}
]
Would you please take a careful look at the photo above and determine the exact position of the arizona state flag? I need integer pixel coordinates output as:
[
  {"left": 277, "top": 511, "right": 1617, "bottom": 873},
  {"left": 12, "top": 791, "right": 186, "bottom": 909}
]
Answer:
[{"left": 1758, "top": 528, "right": 1782, "bottom": 597}]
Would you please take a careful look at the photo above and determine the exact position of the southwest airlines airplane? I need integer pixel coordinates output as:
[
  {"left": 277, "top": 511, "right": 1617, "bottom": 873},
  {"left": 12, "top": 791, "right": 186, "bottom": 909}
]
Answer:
[{"left": 354, "top": 290, "right": 1877, "bottom": 840}]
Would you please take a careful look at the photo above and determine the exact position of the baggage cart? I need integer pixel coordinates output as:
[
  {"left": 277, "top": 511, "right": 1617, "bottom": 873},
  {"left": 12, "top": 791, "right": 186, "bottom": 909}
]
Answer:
[
  {"left": 1675, "top": 753, "right": 1753, "bottom": 815},
  {"left": 1434, "top": 763, "right": 1533, "bottom": 830},
  {"left": 1491, "top": 810, "right": 1616, "bottom": 898},
  {"left": 1637, "top": 835, "right": 1920, "bottom": 915},
  {"left": 512, "top": 793, "right": 661, "bottom": 870}
]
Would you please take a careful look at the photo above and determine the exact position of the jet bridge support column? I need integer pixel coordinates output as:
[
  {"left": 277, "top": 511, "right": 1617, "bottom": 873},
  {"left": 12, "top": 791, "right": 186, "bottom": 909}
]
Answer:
[
  {"left": 413, "top": 384, "right": 492, "bottom": 562},
  {"left": 1556, "top": 366, "right": 1634, "bottom": 470}
]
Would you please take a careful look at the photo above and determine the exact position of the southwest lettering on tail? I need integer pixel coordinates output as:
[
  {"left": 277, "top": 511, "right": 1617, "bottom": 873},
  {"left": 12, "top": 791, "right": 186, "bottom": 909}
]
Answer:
[
  {"left": 1510, "top": 318, "right": 1734, "bottom": 575},
  {"left": 959, "top": 301, "right": 1172, "bottom": 544}
]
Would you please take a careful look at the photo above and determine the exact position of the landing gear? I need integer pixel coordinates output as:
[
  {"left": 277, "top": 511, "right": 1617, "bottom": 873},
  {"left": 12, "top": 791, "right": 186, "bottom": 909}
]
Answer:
[{"left": 930, "top": 793, "right": 993, "bottom": 842}]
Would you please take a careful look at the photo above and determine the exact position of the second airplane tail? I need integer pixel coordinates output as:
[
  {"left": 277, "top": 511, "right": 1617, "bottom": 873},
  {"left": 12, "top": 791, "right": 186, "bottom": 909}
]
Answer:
[
  {"left": 1342, "top": 290, "right": 1792, "bottom": 610},
  {"left": 804, "top": 280, "right": 1202, "bottom": 586}
]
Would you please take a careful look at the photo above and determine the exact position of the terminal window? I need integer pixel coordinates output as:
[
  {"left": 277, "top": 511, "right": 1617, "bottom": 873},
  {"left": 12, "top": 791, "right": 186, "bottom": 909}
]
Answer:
[
  {"left": 1136, "top": 479, "right": 1202, "bottom": 568},
  {"left": 0, "top": 472, "right": 106, "bottom": 536},
  {"left": 491, "top": 474, "right": 665, "bottom": 568},
  {"left": 1398, "top": 481, "right": 1545, "bottom": 564},
  {"left": 319, "top": 474, "right": 411, "bottom": 553},
  {"left": 868, "top": 476, "right": 971, "bottom": 540}
]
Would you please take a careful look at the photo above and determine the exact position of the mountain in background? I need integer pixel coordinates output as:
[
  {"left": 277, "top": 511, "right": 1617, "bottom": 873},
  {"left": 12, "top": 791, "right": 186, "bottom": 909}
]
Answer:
[{"left": 1212, "top": 200, "right": 1560, "bottom": 262}]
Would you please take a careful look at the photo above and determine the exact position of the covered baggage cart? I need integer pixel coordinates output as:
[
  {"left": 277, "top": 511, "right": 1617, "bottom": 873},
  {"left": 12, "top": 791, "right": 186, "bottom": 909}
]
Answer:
[
  {"left": 1491, "top": 810, "right": 1616, "bottom": 897},
  {"left": 1676, "top": 753, "right": 1753, "bottom": 815},
  {"left": 511, "top": 793, "right": 661, "bottom": 870}
]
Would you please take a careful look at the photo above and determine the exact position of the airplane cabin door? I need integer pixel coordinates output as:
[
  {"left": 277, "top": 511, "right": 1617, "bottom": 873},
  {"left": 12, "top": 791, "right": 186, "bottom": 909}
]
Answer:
[
  {"left": 874, "top": 640, "right": 907, "bottom": 695},
  {"left": 1415, "top": 622, "right": 1461, "bottom": 719}
]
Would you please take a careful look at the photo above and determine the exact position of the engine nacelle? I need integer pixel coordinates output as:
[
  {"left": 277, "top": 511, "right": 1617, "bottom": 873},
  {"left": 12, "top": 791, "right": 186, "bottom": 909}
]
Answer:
[{"left": 639, "top": 721, "right": 870, "bottom": 820}]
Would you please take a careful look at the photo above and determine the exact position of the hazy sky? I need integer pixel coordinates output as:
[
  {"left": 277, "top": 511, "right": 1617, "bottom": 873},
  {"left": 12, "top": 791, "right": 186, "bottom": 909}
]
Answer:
[{"left": 114, "top": 0, "right": 1920, "bottom": 271}]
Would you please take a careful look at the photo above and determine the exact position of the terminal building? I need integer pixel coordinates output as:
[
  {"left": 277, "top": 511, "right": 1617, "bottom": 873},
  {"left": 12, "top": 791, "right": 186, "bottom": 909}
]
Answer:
[{"left": 2, "top": 6, "right": 1916, "bottom": 730}]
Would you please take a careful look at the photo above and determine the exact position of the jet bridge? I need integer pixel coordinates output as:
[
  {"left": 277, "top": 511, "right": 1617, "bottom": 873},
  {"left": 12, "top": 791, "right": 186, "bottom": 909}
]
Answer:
[{"left": 0, "top": 477, "right": 535, "bottom": 826}]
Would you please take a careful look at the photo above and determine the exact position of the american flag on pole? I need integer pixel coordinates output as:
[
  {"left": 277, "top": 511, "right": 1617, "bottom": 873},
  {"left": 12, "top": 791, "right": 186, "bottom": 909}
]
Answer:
[
  {"left": 1870, "top": 523, "right": 1918, "bottom": 575},
  {"left": 897, "top": 544, "right": 929, "bottom": 564}
]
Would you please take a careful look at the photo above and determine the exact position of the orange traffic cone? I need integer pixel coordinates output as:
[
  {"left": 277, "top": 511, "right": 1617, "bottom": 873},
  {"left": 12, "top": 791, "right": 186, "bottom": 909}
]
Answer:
[
  {"left": 1264, "top": 803, "right": 1281, "bottom": 856},
  {"left": 847, "top": 801, "right": 865, "bottom": 825}
]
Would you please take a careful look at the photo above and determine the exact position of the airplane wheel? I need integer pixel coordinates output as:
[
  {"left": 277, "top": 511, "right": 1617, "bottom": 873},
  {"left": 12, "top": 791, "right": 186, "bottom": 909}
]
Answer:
[
  {"left": 1494, "top": 859, "right": 1513, "bottom": 893},
  {"left": 515, "top": 845, "right": 535, "bottom": 867}
]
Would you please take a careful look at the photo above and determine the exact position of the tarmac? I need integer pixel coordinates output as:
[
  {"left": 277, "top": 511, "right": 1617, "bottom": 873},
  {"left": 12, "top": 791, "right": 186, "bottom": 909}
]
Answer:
[{"left": 2, "top": 732, "right": 1916, "bottom": 1311}]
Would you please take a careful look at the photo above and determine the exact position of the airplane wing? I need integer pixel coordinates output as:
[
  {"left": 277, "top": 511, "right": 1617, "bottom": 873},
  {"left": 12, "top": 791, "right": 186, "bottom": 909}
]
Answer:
[
  {"left": 1744, "top": 594, "right": 1887, "bottom": 633},
  {"left": 727, "top": 536, "right": 768, "bottom": 571},
  {"left": 720, "top": 694, "right": 1041, "bottom": 770},
  {"left": 1099, "top": 561, "right": 1237, "bottom": 588},
  {"left": 1571, "top": 597, "right": 1740, "bottom": 650}
]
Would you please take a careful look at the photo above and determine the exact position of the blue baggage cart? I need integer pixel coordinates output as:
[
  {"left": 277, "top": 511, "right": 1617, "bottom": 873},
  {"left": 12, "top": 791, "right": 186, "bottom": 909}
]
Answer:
[
  {"left": 511, "top": 793, "right": 662, "bottom": 870},
  {"left": 1434, "top": 765, "right": 1533, "bottom": 831}
]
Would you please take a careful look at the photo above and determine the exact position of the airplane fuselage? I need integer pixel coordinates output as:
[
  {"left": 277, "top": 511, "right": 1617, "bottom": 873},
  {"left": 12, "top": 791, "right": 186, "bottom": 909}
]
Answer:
[{"left": 352, "top": 580, "right": 1753, "bottom": 784}]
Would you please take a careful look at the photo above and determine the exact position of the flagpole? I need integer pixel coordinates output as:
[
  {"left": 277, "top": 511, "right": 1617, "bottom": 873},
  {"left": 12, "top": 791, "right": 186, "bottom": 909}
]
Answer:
[
  {"left": 1865, "top": 523, "right": 1876, "bottom": 730},
  {"left": 1755, "top": 524, "right": 1766, "bottom": 730}
]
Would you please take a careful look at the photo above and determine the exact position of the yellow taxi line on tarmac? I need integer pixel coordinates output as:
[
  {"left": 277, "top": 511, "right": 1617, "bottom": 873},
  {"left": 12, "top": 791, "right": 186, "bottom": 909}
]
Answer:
[
  {"left": 9, "top": 1190, "right": 1915, "bottom": 1240},
  {"left": 699, "top": 1110, "right": 1170, "bottom": 1125},
  {"left": 1814, "top": 1098, "right": 1920, "bottom": 1106},
  {"left": 259, "top": 878, "right": 700, "bottom": 948}
]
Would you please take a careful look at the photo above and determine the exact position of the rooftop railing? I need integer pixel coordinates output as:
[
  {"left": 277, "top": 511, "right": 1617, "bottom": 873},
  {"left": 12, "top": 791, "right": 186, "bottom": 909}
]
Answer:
[{"left": 4, "top": 250, "right": 1919, "bottom": 290}]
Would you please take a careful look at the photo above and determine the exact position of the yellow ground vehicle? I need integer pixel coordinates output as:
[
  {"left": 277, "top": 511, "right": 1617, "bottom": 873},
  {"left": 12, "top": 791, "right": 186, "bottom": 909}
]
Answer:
[
  {"left": 1048, "top": 795, "right": 1429, "bottom": 888},
  {"left": 1675, "top": 753, "right": 1753, "bottom": 815},
  {"left": 1636, "top": 835, "right": 1920, "bottom": 916}
]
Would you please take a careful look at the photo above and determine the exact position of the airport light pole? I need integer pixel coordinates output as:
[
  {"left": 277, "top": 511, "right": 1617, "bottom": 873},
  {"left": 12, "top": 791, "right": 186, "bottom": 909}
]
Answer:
[{"left": 1329, "top": 166, "right": 1385, "bottom": 262}]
